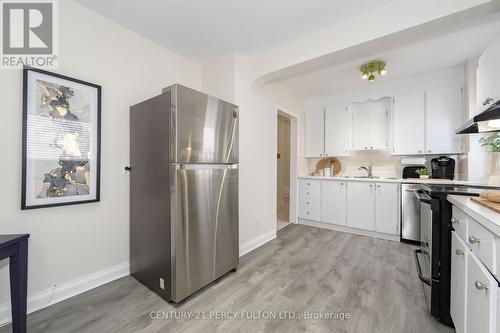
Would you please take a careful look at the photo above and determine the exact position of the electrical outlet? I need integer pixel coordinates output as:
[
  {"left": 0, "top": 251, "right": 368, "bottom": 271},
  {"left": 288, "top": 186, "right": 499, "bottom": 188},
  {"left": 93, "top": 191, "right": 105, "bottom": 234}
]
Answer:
[{"left": 159, "top": 278, "right": 165, "bottom": 290}]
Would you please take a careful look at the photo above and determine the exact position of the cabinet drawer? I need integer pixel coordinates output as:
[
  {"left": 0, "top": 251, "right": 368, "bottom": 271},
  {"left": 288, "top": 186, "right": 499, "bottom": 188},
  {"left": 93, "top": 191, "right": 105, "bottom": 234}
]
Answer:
[
  {"left": 466, "top": 252, "right": 498, "bottom": 333},
  {"left": 298, "top": 179, "right": 320, "bottom": 191},
  {"left": 452, "top": 206, "right": 468, "bottom": 242},
  {"left": 298, "top": 206, "right": 320, "bottom": 221},
  {"left": 467, "top": 218, "right": 496, "bottom": 274},
  {"left": 299, "top": 189, "right": 320, "bottom": 210}
]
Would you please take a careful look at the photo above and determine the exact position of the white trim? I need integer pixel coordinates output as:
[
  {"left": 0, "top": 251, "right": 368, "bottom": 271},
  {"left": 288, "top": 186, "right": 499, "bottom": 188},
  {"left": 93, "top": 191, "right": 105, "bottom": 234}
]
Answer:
[
  {"left": 239, "top": 229, "right": 276, "bottom": 257},
  {"left": 0, "top": 262, "right": 129, "bottom": 327},
  {"left": 276, "top": 105, "right": 299, "bottom": 225},
  {"left": 299, "top": 219, "right": 400, "bottom": 242}
]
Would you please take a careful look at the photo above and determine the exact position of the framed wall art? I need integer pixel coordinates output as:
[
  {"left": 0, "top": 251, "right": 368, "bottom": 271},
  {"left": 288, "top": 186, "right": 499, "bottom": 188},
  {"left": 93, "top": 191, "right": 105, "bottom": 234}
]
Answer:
[{"left": 22, "top": 67, "right": 101, "bottom": 209}]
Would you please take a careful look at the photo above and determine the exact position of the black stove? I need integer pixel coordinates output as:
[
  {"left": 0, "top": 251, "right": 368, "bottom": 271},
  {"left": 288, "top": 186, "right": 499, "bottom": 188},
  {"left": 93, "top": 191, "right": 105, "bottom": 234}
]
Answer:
[{"left": 415, "top": 183, "right": 499, "bottom": 326}]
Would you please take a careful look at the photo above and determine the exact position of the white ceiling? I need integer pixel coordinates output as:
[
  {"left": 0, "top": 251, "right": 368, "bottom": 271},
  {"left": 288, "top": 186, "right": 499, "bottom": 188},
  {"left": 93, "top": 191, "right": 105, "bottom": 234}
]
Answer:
[
  {"left": 75, "top": 0, "right": 393, "bottom": 63},
  {"left": 281, "top": 16, "right": 500, "bottom": 99}
]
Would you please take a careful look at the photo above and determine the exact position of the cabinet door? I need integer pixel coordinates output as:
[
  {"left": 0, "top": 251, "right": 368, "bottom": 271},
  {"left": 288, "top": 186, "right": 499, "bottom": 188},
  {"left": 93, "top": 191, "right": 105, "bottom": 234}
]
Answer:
[
  {"left": 425, "top": 87, "right": 463, "bottom": 154},
  {"left": 451, "top": 231, "right": 467, "bottom": 333},
  {"left": 477, "top": 37, "right": 500, "bottom": 112},
  {"left": 325, "top": 106, "right": 349, "bottom": 156},
  {"left": 466, "top": 252, "right": 498, "bottom": 333},
  {"left": 321, "top": 181, "right": 347, "bottom": 225},
  {"left": 347, "top": 182, "right": 375, "bottom": 230},
  {"left": 374, "top": 183, "right": 399, "bottom": 234},
  {"left": 350, "top": 103, "right": 370, "bottom": 151},
  {"left": 392, "top": 92, "right": 425, "bottom": 155},
  {"left": 304, "top": 107, "right": 325, "bottom": 157},
  {"left": 369, "top": 101, "right": 388, "bottom": 150}
]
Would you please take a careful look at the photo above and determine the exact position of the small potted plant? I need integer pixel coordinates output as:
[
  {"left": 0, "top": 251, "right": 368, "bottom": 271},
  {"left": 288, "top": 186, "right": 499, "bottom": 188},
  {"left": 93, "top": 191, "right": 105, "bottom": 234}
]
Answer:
[
  {"left": 416, "top": 168, "right": 431, "bottom": 179},
  {"left": 479, "top": 133, "right": 500, "bottom": 185}
]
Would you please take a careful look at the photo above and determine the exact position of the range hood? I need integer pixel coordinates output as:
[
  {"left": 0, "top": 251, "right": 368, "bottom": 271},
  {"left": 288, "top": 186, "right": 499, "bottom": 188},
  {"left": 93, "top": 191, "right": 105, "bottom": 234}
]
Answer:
[{"left": 456, "top": 99, "right": 500, "bottom": 134}]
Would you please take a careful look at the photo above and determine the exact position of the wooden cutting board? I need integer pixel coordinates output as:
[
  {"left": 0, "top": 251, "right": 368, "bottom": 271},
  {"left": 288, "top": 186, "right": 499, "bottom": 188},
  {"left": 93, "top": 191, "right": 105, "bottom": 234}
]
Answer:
[
  {"left": 315, "top": 157, "right": 341, "bottom": 176},
  {"left": 471, "top": 197, "right": 500, "bottom": 213}
]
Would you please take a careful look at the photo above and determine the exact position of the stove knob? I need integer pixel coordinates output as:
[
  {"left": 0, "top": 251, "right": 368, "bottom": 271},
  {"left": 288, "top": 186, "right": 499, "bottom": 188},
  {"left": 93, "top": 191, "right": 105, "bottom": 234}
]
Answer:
[
  {"left": 468, "top": 236, "right": 480, "bottom": 244},
  {"left": 455, "top": 249, "right": 465, "bottom": 256}
]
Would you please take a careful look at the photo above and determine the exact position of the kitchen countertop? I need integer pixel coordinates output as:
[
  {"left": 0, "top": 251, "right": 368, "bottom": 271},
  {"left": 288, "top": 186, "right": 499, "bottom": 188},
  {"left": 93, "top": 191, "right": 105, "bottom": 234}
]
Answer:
[
  {"left": 448, "top": 195, "right": 500, "bottom": 237},
  {"left": 297, "top": 175, "right": 493, "bottom": 186}
]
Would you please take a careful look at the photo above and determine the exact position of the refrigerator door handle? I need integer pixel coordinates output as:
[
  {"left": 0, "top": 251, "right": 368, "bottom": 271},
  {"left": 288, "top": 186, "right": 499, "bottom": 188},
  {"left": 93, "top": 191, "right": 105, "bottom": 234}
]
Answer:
[{"left": 176, "top": 163, "right": 238, "bottom": 170}]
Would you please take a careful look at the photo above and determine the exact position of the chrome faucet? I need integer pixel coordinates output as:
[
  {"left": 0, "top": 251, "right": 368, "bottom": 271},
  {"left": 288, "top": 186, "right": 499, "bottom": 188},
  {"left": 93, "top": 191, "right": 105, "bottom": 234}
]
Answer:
[{"left": 359, "top": 165, "right": 373, "bottom": 178}]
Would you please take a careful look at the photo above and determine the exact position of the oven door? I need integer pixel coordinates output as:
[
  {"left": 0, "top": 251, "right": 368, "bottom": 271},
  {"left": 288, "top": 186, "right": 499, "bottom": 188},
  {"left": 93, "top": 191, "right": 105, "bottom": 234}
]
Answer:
[{"left": 414, "top": 190, "right": 434, "bottom": 311}]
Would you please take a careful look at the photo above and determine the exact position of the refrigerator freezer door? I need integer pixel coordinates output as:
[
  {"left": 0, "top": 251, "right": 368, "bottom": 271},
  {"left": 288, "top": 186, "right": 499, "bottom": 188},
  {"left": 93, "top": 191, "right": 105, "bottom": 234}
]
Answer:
[
  {"left": 170, "top": 163, "right": 239, "bottom": 302},
  {"left": 172, "top": 85, "right": 238, "bottom": 163}
]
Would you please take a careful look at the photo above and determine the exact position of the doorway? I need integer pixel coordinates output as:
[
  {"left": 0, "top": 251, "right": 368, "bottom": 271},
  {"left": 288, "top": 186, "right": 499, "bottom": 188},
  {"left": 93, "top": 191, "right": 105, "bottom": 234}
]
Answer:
[{"left": 276, "top": 108, "right": 297, "bottom": 231}]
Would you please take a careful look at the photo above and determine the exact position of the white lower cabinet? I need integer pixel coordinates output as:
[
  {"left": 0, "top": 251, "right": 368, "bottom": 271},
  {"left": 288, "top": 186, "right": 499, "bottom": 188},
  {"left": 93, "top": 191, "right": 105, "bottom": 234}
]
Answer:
[
  {"left": 374, "top": 183, "right": 399, "bottom": 235},
  {"left": 347, "top": 182, "right": 375, "bottom": 230},
  {"left": 298, "top": 180, "right": 320, "bottom": 221},
  {"left": 451, "top": 231, "right": 468, "bottom": 333},
  {"left": 451, "top": 204, "right": 500, "bottom": 333},
  {"left": 466, "top": 252, "right": 498, "bottom": 333},
  {"left": 320, "top": 180, "right": 346, "bottom": 225}
]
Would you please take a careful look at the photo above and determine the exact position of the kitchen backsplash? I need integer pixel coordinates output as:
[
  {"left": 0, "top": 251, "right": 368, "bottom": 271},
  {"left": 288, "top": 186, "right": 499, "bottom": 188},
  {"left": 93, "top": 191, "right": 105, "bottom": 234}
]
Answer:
[{"left": 305, "top": 151, "right": 461, "bottom": 179}]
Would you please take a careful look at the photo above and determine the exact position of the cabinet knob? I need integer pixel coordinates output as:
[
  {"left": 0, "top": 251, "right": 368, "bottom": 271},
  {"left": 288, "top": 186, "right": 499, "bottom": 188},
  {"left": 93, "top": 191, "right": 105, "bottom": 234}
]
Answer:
[
  {"left": 340, "top": 182, "right": 344, "bottom": 186},
  {"left": 483, "top": 97, "right": 494, "bottom": 106},
  {"left": 377, "top": 184, "right": 381, "bottom": 188},
  {"left": 427, "top": 150, "right": 431, "bottom": 153},
  {"left": 320, "top": 154, "right": 323, "bottom": 156},
  {"left": 307, "top": 191, "right": 310, "bottom": 195},
  {"left": 365, "top": 146, "right": 368, "bottom": 150},
  {"left": 307, "top": 202, "right": 310, "bottom": 205},
  {"left": 370, "top": 146, "right": 373, "bottom": 149},
  {"left": 468, "top": 235, "right": 480, "bottom": 244},
  {"left": 307, "top": 183, "right": 310, "bottom": 185},
  {"left": 369, "top": 184, "right": 373, "bottom": 187},
  {"left": 455, "top": 249, "right": 465, "bottom": 256},
  {"left": 474, "top": 280, "right": 488, "bottom": 290},
  {"left": 418, "top": 150, "right": 422, "bottom": 153}
]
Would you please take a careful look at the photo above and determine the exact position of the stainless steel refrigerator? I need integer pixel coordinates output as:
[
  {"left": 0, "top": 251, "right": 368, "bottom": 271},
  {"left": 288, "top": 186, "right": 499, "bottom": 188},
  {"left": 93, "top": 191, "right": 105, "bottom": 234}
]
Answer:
[{"left": 130, "top": 84, "right": 239, "bottom": 303}]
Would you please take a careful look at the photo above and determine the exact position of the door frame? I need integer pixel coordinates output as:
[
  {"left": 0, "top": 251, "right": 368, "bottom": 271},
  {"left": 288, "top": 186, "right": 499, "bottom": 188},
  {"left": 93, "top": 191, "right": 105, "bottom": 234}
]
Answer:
[{"left": 276, "top": 106, "right": 299, "bottom": 225}]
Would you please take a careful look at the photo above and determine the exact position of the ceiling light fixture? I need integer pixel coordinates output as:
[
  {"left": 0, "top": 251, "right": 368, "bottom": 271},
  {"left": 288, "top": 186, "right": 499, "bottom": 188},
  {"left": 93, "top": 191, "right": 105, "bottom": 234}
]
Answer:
[{"left": 360, "top": 61, "right": 386, "bottom": 82}]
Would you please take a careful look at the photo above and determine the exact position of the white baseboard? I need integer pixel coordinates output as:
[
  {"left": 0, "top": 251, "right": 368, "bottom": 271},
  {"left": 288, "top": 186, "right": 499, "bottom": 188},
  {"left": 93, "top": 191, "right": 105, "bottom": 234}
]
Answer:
[
  {"left": 299, "top": 219, "right": 400, "bottom": 242},
  {"left": 0, "top": 261, "right": 129, "bottom": 327},
  {"left": 239, "top": 229, "right": 276, "bottom": 257}
]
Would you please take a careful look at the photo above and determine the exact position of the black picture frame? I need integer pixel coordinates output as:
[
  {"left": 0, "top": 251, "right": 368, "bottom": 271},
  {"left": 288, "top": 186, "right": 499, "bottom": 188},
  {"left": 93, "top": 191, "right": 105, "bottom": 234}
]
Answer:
[{"left": 22, "top": 67, "right": 101, "bottom": 209}]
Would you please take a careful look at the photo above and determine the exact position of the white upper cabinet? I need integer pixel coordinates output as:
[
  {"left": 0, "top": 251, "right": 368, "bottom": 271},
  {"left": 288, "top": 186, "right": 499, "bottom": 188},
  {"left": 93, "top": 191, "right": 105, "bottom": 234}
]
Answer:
[
  {"left": 304, "top": 107, "right": 325, "bottom": 157},
  {"left": 324, "top": 106, "right": 349, "bottom": 157},
  {"left": 425, "top": 87, "right": 463, "bottom": 154},
  {"left": 350, "top": 98, "right": 389, "bottom": 151},
  {"left": 374, "top": 183, "right": 399, "bottom": 235},
  {"left": 321, "top": 180, "right": 347, "bottom": 225},
  {"left": 392, "top": 91, "right": 425, "bottom": 155},
  {"left": 477, "top": 37, "right": 500, "bottom": 112}
]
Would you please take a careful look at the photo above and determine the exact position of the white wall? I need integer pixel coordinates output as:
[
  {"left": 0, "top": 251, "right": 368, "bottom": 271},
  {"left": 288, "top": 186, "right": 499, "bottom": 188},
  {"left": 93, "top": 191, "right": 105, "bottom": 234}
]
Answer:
[
  {"left": 0, "top": 0, "right": 201, "bottom": 313},
  {"left": 202, "top": 53, "right": 304, "bottom": 248}
]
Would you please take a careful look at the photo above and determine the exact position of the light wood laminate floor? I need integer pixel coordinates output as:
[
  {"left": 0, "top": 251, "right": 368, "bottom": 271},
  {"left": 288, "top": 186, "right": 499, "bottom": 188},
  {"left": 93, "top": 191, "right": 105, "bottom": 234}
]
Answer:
[{"left": 0, "top": 225, "right": 455, "bottom": 333}]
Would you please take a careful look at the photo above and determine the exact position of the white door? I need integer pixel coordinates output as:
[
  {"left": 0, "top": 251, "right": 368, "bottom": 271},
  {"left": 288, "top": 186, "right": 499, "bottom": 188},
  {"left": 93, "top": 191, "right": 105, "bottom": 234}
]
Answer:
[
  {"left": 325, "top": 106, "right": 349, "bottom": 156},
  {"left": 425, "top": 87, "right": 463, "bottom": 154},
  {"left": 451, "top": 231, "right": 468, "bottom": 333},
  {"left": 374, "top": 183, "right": 399, "bottom": 235},
  {"left": 347, "top": 182, "right": 375, "bottom": 230},
  {"left": 392, "top": 91, "right": 425, "bottom": 155},
  {"left": 304, "top": 107, "right": 325, "bottom": 157},
  {"left": 350, "top": 103, "right": 370, "bottom": 151},
  {"left": 466, "top": 252, "right": 498, "bottom": 333},
  {"left": 321, "top": 181, "right": 347, "bottom": 225},
  {"left": 369, "top": 100, "right": 388, "bottom": 150}
]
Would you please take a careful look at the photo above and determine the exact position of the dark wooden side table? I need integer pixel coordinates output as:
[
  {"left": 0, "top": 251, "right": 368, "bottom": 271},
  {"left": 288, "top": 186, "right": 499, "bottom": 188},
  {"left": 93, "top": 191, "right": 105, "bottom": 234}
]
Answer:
[{"left": 0, "top": 234, "right": 29, "bottom": 333}]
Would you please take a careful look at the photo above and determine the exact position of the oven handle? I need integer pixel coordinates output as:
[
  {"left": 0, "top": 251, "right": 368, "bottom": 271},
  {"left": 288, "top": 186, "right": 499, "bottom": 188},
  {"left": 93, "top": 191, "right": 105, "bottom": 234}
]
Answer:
[
  {"left": 414, "top": 249, "right": 431, "bottom": 286},
  {"left": 414, "top": 190, "right": 432, "bottom": 204}
]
